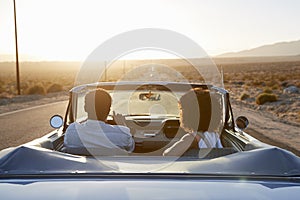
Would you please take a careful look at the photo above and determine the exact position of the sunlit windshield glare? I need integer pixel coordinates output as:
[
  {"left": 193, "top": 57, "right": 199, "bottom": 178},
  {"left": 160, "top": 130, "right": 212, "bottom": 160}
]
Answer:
[{"left": 75, "top": 90, "right": 184, "bottom": 122}]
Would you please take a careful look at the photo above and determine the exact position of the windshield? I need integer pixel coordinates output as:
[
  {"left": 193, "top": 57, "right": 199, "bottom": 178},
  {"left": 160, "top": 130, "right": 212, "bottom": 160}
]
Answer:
[
  {"left": 72, "top": 84, "right": 226, "bottom": 123},
  {"left": 112, "top": 90, "right": 181, "bottom": 116},
  {"left": 75, "top": 90, "right": 182, "bottom": 122}
]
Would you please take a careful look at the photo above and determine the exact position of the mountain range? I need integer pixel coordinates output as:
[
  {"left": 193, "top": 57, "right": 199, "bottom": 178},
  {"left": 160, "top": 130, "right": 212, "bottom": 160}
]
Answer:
[{"left": 218, "top": 40, "right": 300, "bottom": 57}]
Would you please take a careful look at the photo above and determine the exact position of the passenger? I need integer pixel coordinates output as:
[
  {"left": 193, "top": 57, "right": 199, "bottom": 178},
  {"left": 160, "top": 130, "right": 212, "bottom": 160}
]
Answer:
[
  {"left": 64, "top": 89, "right": 135, "bottom": 153},
  {"left": 163, "top": 88, "right": 223, "bottom": 156}
]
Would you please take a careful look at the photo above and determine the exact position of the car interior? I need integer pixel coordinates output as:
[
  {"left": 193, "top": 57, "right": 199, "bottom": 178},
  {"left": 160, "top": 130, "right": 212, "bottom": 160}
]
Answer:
[
  {"left": 30, "top": 83, "right": 249, "bottom": 159},
  {"left": 33, "top": 118, "right": 241, "bottom": 159}
]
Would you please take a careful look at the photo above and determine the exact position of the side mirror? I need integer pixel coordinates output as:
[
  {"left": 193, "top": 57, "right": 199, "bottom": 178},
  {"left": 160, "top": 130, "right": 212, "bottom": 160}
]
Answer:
[
  {"left": 50, "top": 115, "right": 63, "bottom": 129},
  {"left": 236, "top": 116, "right": 249, "bottom": 131}
]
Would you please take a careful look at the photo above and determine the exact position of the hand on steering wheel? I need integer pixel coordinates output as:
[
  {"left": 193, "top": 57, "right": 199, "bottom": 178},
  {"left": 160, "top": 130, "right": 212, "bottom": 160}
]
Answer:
[{"left": 112, "top": 111, "right": 127, "bottom": 126}]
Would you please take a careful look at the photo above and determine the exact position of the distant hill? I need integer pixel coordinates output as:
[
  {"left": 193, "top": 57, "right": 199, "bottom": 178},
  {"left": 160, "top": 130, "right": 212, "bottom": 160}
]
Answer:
[
  {"left": 0, "top": 54, "right": 44, "bottom": 62},
  {"left": 218, "top": 40, "right": 300, "bottom": 57},
  {"left": 0, "top": 54, "right": 16, "bottom": 61}
]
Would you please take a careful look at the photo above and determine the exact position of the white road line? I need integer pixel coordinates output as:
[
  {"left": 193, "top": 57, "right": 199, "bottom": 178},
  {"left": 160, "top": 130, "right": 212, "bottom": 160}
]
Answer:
[{"left": 0, "top": 101, "right": 68, "bottom": 117}]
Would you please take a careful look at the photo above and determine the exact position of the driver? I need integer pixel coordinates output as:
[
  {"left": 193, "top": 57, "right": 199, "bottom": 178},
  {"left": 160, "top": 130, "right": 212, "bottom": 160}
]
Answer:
[
  {"left": 64, "top": 89, "right": 135, "bottom": 153},
  {"left": 163, "top": 88, "right": 223, "bottom": 156}
]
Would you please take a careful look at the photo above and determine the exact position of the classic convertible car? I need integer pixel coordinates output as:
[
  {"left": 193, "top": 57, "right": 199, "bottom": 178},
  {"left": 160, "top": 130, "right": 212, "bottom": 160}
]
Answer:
[{"left": 1, "top": 81, "right": 300, "bottom": 199}]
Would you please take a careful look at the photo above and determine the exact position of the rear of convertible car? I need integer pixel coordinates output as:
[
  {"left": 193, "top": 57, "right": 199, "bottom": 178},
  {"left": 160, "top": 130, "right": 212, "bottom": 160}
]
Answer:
[
  {"left": 0, "top": 174, "right": 300, "bottom": 200},
  {"left": 1, "top": 82, "right": 300, "bottom": 199},
  {"left": 0, "top": 145, "right": 300, "bottom": 200}
]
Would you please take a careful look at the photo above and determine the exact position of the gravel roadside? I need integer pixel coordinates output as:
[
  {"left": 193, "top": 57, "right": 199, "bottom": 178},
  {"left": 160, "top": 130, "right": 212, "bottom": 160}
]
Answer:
[
  {"left": 0, "top": 92, "right": 69, "bottom": 114},
  {"left": 232, "top": 102, "right": 300, "bottom": 156}
]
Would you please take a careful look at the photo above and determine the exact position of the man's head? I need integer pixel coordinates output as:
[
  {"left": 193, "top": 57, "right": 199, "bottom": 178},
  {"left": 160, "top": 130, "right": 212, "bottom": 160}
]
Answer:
[
  {"left": 84, "top": 89, "right": 112, "bottom": 121},
  {"left": 179, "top": 88, "right": 222, "bottom": 133}
]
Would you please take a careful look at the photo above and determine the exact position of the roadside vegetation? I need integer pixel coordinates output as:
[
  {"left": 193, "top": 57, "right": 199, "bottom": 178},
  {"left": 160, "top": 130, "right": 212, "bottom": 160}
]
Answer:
[
  {"left": 256, "top": 93, "right": 278, "bottom": 105},
  {"left": 0, "top": 60, "right": 299, "bottom": 123},
  {"left": 220, "top": 61, "right": 300, "bottom": 124},
  {"left": 0, "top": 62, "right": 80, "bottom": 97}
]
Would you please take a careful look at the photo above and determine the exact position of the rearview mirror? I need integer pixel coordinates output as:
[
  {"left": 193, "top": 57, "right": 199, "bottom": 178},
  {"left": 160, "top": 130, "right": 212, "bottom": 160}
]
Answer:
[
  {"left": 139, "top": 92, "right": 161, "bottom": 101},
  {"left": 50, "top": 115, "right": 63, "bottom": 129}
]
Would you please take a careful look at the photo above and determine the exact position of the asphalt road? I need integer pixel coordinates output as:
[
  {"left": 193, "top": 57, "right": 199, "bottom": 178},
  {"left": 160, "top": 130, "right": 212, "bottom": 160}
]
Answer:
[{"left": 0, "top": 101, "right": 68, "bottom": 150}]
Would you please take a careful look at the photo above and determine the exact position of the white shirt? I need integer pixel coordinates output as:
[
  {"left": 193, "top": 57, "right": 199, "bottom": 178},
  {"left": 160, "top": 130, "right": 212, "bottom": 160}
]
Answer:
[
  {"left": 64, "top": 120, "right": 135, "bottom": 152},
  {"left": 196, "top": 131, "right": 223, "bottom": 148},
  {"left": 162, "top": 131, "right": 223, "bottom": 156}
]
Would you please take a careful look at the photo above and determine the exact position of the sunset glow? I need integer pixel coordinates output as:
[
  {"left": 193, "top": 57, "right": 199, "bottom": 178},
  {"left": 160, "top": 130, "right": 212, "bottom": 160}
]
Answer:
[{"left": 1, "top": 0, "right": 300, "bottom": 61}]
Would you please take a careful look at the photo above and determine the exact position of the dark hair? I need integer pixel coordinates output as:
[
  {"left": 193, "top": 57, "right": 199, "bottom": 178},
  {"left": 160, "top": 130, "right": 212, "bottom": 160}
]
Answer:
[
  {"left": 179, "top": 88, "right": 221, "bottom": 132},
  {"left": 85, "top": 89, "right": 112, "bottom": 121}
]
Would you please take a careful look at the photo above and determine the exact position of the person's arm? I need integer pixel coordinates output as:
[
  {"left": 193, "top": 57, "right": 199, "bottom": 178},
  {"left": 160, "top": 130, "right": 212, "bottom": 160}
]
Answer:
[
  {"left": 126, "top": 134, "right": 135, "bottom": 152},
  {"left": 216, "top": 134, "right": 223, "bottom": 148},
  {"left": 193, "top": 132, "right": 201, "bottom": 143},
  {"left": 198, "top": 132, "right": 223, "bottom": 148},
  {"left": 117, "top": 125, "right": 135, "bottom": 152},
  {"left": 163, "top": 134, "right": 195, "bottom": 156},
  {"left": 112, "top": 111, "right": 127, "bottom": 126}
]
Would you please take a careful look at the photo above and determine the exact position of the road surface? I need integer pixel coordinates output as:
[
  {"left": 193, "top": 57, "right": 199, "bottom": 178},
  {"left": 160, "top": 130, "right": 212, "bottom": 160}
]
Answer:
[{"left": 0, "top": 101, "right": 68, "bottom": 150}]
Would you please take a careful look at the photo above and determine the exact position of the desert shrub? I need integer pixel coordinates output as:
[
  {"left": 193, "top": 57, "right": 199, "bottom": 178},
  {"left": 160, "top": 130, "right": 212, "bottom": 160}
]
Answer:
[
  {"left": 240, "top": 93, "right": 250, "bottom": 100},
  {"left": 223, "top": 74, "right": 232, "bottom": 81},
  {"left": 251, "top": 80, "right": 264, "bottom": 87},
  {"left": 21, "top": 82, "right": 29, "bottom": 91},
  {"left": 26, "top": 85, "right": 46, "bottom": 95},
  {"left": 243, "top": 85, "right": 249, "bottom": 90},
  {"left": 0, "top": 80, "right": 4, "bottom": 87},
  {"left": 266, "top": 80, "right": 279, "bottom": 88},
  {"left": 278, "top": 76, "right": 287, "bottom": 82},
  {"left": 242, "top": 74, "right": 252, "bottom": 80},
  {"left": 256, "top": 93, "right": 278, "bottom": 105},
  {"left": 0, "top": 86, "right": 5, "bottom": 93},
  {"left": 263, "top": 87, "right": 273, "bottom": 94},
  {"left": 271, "top": 84, "right": 280, "bottom": 90},
  {"left": 0, "top": 81, "right": 5, "bottom": 93},
  {"left": 47, "top": 83, "right": 64, "bottom": 93}
]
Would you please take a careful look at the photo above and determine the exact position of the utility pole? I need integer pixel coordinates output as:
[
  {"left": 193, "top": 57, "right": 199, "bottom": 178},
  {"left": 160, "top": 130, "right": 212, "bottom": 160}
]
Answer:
[
  {"left": 123, "top": 60, "right": 126, "bottom": 74},
  {"left": 13, "top": 0, "right": 21, "bottom": 95},
  {"left": 104, "top": 61, "right": 107, "bottom": 81}
]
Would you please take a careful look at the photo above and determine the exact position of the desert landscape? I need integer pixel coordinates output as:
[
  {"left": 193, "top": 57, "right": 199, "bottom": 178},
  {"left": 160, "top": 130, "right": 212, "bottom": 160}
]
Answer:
[
  {"left": 1, "top": 1, "right": 300, "bottom": 198},
  {"left": 0, "top": 57, "right": 299, "bottom": 154}
]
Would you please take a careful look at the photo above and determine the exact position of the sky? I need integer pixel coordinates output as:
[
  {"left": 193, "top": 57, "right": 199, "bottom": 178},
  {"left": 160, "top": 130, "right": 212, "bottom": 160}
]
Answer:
[{"left": 0, "top": 0, "right": 300, "bottom": 61}]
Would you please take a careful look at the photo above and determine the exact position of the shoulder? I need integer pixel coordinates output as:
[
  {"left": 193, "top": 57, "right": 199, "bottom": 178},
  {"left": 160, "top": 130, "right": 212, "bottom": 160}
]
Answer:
[
  {"left": 65, "top": 122, "right": 80, "bottom": 133},
  {"left": 67, "top": 122, "right": 80, "bottom": 129},
  {"left": 103, "top": 124, "right": 131, "bottom": 135},
  {"left": 114, "top": 125, "right": 131, "bottom": 134}
]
